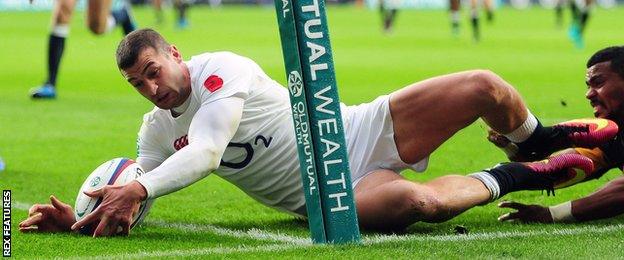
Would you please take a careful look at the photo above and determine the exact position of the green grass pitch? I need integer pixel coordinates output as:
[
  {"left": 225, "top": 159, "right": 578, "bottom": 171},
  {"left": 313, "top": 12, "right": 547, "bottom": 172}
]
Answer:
[{"left": 2, "top": 4, "right": 624, "bottom": 258}]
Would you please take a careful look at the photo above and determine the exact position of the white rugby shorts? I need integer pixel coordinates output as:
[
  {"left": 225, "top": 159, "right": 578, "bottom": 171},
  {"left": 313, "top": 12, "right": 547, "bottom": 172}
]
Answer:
[{"left": 341, "top": 95, "right": 429, "bottom": 188}]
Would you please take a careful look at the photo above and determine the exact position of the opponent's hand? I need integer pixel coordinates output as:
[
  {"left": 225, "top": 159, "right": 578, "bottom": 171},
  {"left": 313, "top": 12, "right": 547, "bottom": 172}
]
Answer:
[
  {"left": 498, "top": 201, "right": 554, "bottom": 223},
  {"left": 19, "top": 195, "right": 76, "bottom": 233},
  {"left": 487, "top": 129, "right": 511, "bottom": 148},
  {"left": 71, "top": 181, "right": 147, "bottom": 237}
]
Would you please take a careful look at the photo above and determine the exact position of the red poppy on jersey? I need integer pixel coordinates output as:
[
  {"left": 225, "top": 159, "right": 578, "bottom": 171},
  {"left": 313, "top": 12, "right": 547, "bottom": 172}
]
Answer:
[{"left": 203, "top": 75, "right": 224, "bottom": 92}]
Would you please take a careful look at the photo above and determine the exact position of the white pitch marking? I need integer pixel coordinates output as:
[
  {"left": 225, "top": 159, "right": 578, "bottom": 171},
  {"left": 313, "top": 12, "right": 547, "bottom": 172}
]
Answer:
[
  {"left": 144, "top": 219, "right": 311, "bottom": 245},
  {"left": 12, "top": 201, "right": 31, "bottom": 211},
  {"left": 13, "top": 201, "right": 311, "bottom": 245},
  {"left": 363, "top": 224, "right": 624, "bottom": 244},
  {"left": 68, "top": 243, "right": 311, "bottom": 260}
]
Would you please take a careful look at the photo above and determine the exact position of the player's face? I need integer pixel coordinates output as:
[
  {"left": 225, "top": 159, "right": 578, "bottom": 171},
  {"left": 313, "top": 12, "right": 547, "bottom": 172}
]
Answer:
[
  {"left": 585, "top": 61, "right": 624, "bottom": 121},
  {"left": 122, "top": 46, "right": 191, "bottom": 109}
]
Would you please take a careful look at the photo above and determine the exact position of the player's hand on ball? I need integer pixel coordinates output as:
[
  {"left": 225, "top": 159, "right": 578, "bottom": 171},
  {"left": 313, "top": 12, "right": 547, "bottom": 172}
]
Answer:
[
  {"left": 19, "top": 195, "right": 76, "bottom": 233},
  {"left": 497, "top": 201, "right": 554, "bottom": 223},
  {"left": 71, "top": 181, "right": 147, "bottom": 237}
]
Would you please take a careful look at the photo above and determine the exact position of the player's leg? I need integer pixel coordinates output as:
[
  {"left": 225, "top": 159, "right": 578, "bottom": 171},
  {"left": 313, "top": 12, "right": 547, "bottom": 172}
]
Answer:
[
  {"left": 86, "top": 0, "right": 136, "bottom": 35},
  {"left": 153, "top": 0, "right": 164, "bottom": 24},
  {"left": 567, "top": 0, "right": 584, "bottom": 48},
  {"left": 355, "top": 170, "right": 490, "bottom": 230},
  {"left": 31, "top": 0, "right": 77, "bottom": 99},
  {"left": 449, "top": 0, "right": 460, "bottom": 36},
  {"left": 355, "top": 153, "right": 595, "bottom": 230},
  {"left": 578, "top": 0, "right": 592, "bottom": 33},
  {"left": 469, "top": 0, "right": 480, "bottom": 41},
  {"left": 390, "top": 70, "right": 616, "bottom": 164},
  {"left": 483, "top": 0, "right": 494, "bottom": 23},
  {"left": 555, "top": 0, "right": 565, "bottom": 27},
  {"left": 389, "top": 70, "right": 531, "bottom": 164},
  {"left": 174, "top": 0, "right": 190, "bottom": 29}
]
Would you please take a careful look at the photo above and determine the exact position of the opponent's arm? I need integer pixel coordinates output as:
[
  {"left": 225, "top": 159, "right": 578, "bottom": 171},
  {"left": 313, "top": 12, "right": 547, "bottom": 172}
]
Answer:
[{"left": 499, "top": 174, "right": 624, "bottom": 223}]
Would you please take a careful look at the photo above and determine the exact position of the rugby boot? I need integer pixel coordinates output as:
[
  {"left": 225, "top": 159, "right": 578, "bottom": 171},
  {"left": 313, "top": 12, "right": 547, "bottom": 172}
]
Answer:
[
  {"left": 30, "top": 83, "right": 56, "bottom": 99},
  {"left": 524, "top": 153, "right": 594, "bottom": 189},
  {"left": 483, "top": 153, "right": 594, "bottom": 197},
  {"left": 510, "top": 118, "right": 617, "bottom": 162}
]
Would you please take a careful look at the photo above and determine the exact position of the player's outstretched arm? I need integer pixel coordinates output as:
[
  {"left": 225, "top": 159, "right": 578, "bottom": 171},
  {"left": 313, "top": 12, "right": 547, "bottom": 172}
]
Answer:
[
  {"left": 19, "top": 195, "right": 76, "bottom": 233},
  {"left": 71, "top": 97, "right": 244, "bottom": 237},
  {"left": 498, "top": 175, "right": 624, "bottom": 223}
]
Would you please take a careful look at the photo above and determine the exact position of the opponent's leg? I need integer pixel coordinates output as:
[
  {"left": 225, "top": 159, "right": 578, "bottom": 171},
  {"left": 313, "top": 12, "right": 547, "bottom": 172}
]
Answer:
[{"left": 31, "top": 0, "right": 77, "bottom": 99}]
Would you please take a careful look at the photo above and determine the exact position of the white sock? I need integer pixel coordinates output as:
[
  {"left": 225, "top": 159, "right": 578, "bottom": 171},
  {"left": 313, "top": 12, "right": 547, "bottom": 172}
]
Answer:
[
  {"left": 451, "top": 11, "right": 460, "bottom": 22},
  {"left": 51, "top": 24, "right": 70, "bottom": 37},
  {"left": 105, "top": 15, "right": 116, "bottom": 33},
  {"left": 469, "top": 171, "right": 500, "bottom": 202},
  {"left": 504, "top": 112, "right": 538, "bottom": 143}
]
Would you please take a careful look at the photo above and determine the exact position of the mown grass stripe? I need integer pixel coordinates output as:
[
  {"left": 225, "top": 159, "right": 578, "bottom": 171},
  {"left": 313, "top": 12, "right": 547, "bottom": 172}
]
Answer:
[
  {"left": 15, "top": 200, "right": 624, "bottom": 248},
  {"left": 69, "top": 224, "right": 624, "bottom": 258}
]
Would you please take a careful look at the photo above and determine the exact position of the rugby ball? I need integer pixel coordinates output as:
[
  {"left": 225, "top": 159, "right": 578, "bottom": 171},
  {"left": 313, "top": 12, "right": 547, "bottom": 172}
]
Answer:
[{"left": 74, "top": 158, "right": 151, "bottom": 235}]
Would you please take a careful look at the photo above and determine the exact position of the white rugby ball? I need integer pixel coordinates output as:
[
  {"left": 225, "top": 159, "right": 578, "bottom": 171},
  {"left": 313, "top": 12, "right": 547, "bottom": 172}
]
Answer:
[{"left": 74, "top": 158, "right": 151, "bottom": 235}]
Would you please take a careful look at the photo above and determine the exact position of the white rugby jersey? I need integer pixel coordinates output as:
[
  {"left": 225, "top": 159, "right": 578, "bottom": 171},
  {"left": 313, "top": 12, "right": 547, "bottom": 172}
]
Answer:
[{"left": 135, "top": 52, "right": 305, "bottom": 213}]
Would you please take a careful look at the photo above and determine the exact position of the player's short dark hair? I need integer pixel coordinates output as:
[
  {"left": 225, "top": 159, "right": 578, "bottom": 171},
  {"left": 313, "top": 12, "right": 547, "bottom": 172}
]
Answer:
[
  {"left": 587, "top": 46, "right": 624, "bottom": 79},
  {"left": 116, "top": 28, "right": 171, "bottom": 70}
]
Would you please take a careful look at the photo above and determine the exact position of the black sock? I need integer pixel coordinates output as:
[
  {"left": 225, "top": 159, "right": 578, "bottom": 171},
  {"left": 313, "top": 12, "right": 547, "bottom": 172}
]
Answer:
[
  {"left": 111, "top": 7, "right": 136, "bottom": 35},
  {"left": 570, "top": 2, "right": 580, "bottom": 24},
  {"left": 383, "top": 10, "right": 397, "bottom": 31},
  {"left": 46, "top": 34, "right": 65, "bottom": 86},
  {"left": 579, "top": 11, "right": 589, "bottom": 32},
  {"left": 555, "top": 4, "right": 563, "bottom": 26},
  {"left": 471, "top": 16, "right": 479, "bottom": 41},
  {"left": 514, "top": 120, "right": 564, "bottom": 159},
  {"left": 177, "top": 2, "right": 189, "bottom": 22},
  {"left": 485, "top": 163, "right": 558, "bottom": 197}
]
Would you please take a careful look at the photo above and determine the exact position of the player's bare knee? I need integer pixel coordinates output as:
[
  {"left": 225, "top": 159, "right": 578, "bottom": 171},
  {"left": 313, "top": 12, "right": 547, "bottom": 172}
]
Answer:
[
  {"left": 401, "top": 185, "right": 443, "bottom": 221},
  {"left": 467, "top": 70, "right": 509, "bottom": 107}
]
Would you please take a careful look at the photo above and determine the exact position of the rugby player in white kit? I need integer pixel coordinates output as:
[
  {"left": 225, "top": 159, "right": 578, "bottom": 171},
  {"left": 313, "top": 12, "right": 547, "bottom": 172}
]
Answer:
[{"left": 19, "top": 29, "right": 616, "bottom": 236}]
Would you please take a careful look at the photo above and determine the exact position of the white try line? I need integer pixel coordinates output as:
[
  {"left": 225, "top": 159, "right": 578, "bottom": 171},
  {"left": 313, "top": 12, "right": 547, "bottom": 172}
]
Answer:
[
  {"left": 12, "top": 201, "right": 310, "bottom": 245},
  {"left": 144, "top": 219, "right": 310, "bottom": 245},
  {"left": 363, "top": 223, "right": 624, "bottom": 244},
  {"left": 69, "top": 243, "right": 310, "bottom": 260}
]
